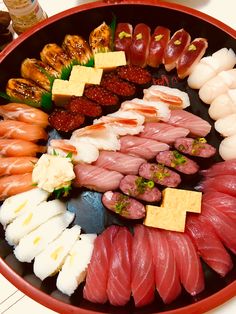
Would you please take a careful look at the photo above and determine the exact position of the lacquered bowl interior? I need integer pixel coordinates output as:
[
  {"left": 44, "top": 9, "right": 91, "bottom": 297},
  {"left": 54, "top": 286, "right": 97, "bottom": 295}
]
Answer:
[{"left": 1, "top": 1, "right": 236, "bottom": 314}]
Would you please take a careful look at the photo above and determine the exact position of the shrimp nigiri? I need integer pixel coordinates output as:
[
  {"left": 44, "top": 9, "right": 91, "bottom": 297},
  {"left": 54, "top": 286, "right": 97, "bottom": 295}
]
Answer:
[
  {"left": 0, "top": 139, "right": 46, "bottom": 157},
  {"left": 0, "top": 103, "right": 49, "bottom": 128},
  {"left": 0, "top": 120, "right": 48, "bottom": 142},
  {"left": 0, "top": 156, "right": 38, "bottom": 176}
]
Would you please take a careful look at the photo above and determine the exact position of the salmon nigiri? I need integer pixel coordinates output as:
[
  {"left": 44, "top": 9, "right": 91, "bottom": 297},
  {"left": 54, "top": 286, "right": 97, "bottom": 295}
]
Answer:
[
  {"left": 0, "top": 156, "right": 38, "bottom": 176},
  {"left": 0, "top": 139, "right": 46, "bottom": 157}
]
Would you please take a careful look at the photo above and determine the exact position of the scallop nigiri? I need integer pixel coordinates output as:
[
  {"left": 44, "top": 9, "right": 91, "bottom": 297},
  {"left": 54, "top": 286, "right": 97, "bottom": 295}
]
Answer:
[
  {"left": 219, "top": 134, "right": 236, "bottom": 160},
  {"left": 215, "top": 113, "right": 236, "bottom": 137},
  {"left": 33, "top": 225, "right": 81, "bottom": 281},
  {"left": 208, "top": 89, "right": 236, "bottom": 120}
]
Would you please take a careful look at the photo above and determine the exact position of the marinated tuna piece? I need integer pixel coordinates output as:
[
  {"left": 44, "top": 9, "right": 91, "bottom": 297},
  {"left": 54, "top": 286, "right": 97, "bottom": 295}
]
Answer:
[
  {"left": 107, "top": 227, "right": 132, "bottom": 305},
  {"left": 174, "top": 137, "right": 216, "bottom": 158},
  {"left": 132, "top": 225, "right": 155, "bottom": 307},
  {"left": 114, "top": 23, "right": 133, "bottom": 62},
  {"left": 48, "top": 109, "right": 85, "bottom": 132},
  {"left": 62, "top": 34, "right": 92, "bottom": 65},
  {"left": 73, "top": 164, "right": 124, "bottom": 192},
  {"left": 117, "top": 64, "right": 152, "bottom": 85},
  {"left": 101, "top": 73, "right": 136, "bottom": 98},
  {"left": 93, "top": 151, "right": 145, "bottom": 175},
  {"left": 129, "top": 23, "right": 151, "bottom": 67},
  {"left": 147, "top": 26, "right": 170, "bottom": 68},
  {"left": 163, "top": 29, "right": 191, "bottom": 71},
  {"left": 102, "top": 191, "right": 145, "bottom": 219},
  {"left": 139, "top": 122, "right": 189, "bottom": 144},
  {"left": 156, "top": 150, "right": 199, "bottom": 174},
  {"left": 84, "top": 85, "right": 119, "bottom": 107},
  {"left": 40, "top": 43, "right": 72, "bottom": 73},
  {"left": 168, "top": 109, "right": 211, "bottom": 137},
  {"left": 119, "top": 175, "right": 161, "bottom": 202},
  {"left": 139, "top": 162, "right": 181, "bottom": 187},
  {"left": 67, "top": 96, "right": 102, "bottom": 117},
  {"left": 21, "top": 58, "right": 59, "bottom": 91},
  {"left": 120, "top": 135, "right": 169, "bottom": 159},
  {"left": 89, "top": 22, "right": 112, "bottom": 53}
]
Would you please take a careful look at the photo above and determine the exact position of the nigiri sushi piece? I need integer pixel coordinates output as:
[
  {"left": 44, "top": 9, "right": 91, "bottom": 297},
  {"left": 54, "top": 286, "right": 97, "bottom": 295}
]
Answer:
[
  {"left": 168, "top": 109, "right": 211, "bottom": 137},
  {"left": 201, "top": 159, "right": 236, "bottom": 177},
  {"left": 5, "top": 199, "right": 66, "bottom": 246},
  {"left": 0, "top": 120, "right": 48, "bottom": 142},
  {"left": 199, "top": 69, "right": 236, "bottom": 104},
  {"left": 0, "top": 173, "right": 34, "bottom": 201},
  {"left": 147, "top": 26, "right": 170, "bottom": 68},
  {"left": 139, "top": 122, "right": 189, "bottom": 144},
  {"left": 143, "top": 85, "right": 190, "bottom": 109},
  {"left": 129, "top": 23, "right": 151, "bottom": 68},
  {"left": 148, "top": 227, "right": 181, "bottom": 304},
  {"left": 121, "top": 98, "right": 170, "bottom": 122},
  {"left": 73, "top": 164, "right": 124, "bottom": 192},
  {"left": 48, "top": 139, "right": 99, "bottom": 164},
  {"left": 202, "top": 202, "right": 236, "bottom": 254},
  {"left": 0, "top": 156, "right": 38, "bottom": 176},
  {"left": 186, "top": 214, "right": 233, "bottom": 277},
  {"left": 83, "top": 225, "right": 120, "bottom": 304},
  {"left": 14, "top": 211, "right": 75, "bottom": 263},
  {"left": 174, "top": 137, "right": 216, "bottom": 158},
  {"left": 199, "top": 174, "right": 236, "bottom": 197},
  {"left": 219, "top": 134, "right": 236, "bottom": 160},
  {"left": 33, "top": 225, "right": 81, "bottom": 281},
  {"left": 132, "top": 225, "right": 155, "bottom": 307},
  {"left": 107, "top": 227, "right": 132, "bottom": 306},
  {"left": 120, "top": 135, "right": 169, "bottom": 160},
  {"left": 176, "top": 38, "right": 208, "bottom": 79},
  {"left": 56, "top": 234, "right": 97, "bottom": 296},
  {"left": 93, "top": 151, "right": 145, "bottom": 175},
  {"left": 0, "top": 187, "right": 49, "bottom": 227},
  {"left": 167, "top": 231, "right": 205, "bottom": 296},
  {"left": 114, "top": 23, "right": 133, "bottom": 62},
  {"left": 188, "top": 48, "right": 236, "bottom": 89},
  {"left": 163, "top": 28, "right": 191, "bottom": 71},
  {"left": 209, "top": 89, "right": 236, "bottom": 120},
  {"left": 0, "top": 103, "right": 49, "bottom": 128},
  {"left": 215, "top": 113, "right": 236, "bottom": 137},
  {"left": 89, "top": 22, "right": 112, "bottom": 53},
  {"left": 70, "top": 123, "right": 120, "bottom": 151},
  {"left": 0, "top": 139, "right": 46, "bottom": 157},
  {"left": 106, "top": 110, "right": 145, "bottom": 126}
]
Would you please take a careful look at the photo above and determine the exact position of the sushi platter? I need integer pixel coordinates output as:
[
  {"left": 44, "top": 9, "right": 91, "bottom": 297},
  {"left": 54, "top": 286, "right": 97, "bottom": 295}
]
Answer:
[{"left": 0, "top": 1, "right": 236, "bottom": 313}]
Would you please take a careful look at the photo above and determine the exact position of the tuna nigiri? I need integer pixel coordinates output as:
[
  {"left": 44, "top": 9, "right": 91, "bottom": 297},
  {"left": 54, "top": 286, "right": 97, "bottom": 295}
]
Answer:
[
  {"left": 114, "top": 23, "right": 133, "bottom": 62},
  {"left": 201, "top": 159, "right": 236, "bottom": 177},
  {"left": 199, "top": 174, "right": 236, "bottom": 196}
]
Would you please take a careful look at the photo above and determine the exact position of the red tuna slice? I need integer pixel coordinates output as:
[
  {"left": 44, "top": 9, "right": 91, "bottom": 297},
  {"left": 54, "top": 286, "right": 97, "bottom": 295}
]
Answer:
[
  {"left": 147, "top": 26, "right": 170, "bottom": 68},
  {"left": 132, "top": 225, "right": 155, "bottom": 307},
  {"left": 120, "top": 135, "right": 169, "bottom": 160},
  {"left": 203, "top": 191, "right": 236, "bottom": 223},
  {"left": 139, "top": 122, "right": 189, "bottom": 144},
  {"left": 167, "top": 231, "right": 205, "bottom": 296},
  {"left": 129, "top": 23, "right": 151, "bottom": 67},
  {"left": 202, "top": 202, "right": 236, "bottom": 254},
  {"left": 114, "top": 23, "right": 133, "bottom": 62},
  {"left": 168, "top": 109, "right": 211, "bottom": 137},
  {"left": 201, "top": 159, "right": 236, "bottom": 178},
  {"left": 177, "top": 38, "right": 208, "bottom": 79},
  {"left": 107, "top": 227, "right": 132, "bottom": 306},
  {"left": 93, "top": 151, "right": 145, "bottom": 175},
  {"left": 186, "top": 214, "right": 233, "bottom": 277},
  {"left": 199, "top": 175, "right": 236, "bottom": 197},
  {"left": 163, "top": 28, "right": 191, "bottom": 71},
  {"left": 148, "top": 227, "right": 181, "bottom": 304},
  {"left": 83, "top": 225, "right": 120, "bottom": 303}
]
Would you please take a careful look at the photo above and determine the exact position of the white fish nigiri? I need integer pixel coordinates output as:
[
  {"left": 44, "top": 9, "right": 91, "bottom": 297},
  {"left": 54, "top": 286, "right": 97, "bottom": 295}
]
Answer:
[
  {"left": 188, "top": 48, "right": 236, "bottom": 89},
  {"left": 94, "top": 110, "right": 145, "bottom": 136},
  {"left": 215, "top": 114, "right": 236, "bottom": 137},
  {"left": 219, "top": 134, "right": 236, "bottom": 160},
  {"left": 199, "top": 69, "right": 236, "bottom": 104},
  {"left": 33, "top": 225, "right": 81, "bottom": 281},
  {"left": 143, "top": 85, "right": 190, "bottom": 109},
  {"left": 14, "top": 211, "right": 75, "bottom": 263},
  {"left": 0, "top": 188, "right": 49, "bottom": 228},
  {"left": 48, "top": 139, "right": 99, "bottom": 164},
  {"left": 71, "top": 123, "right": 120, "bottom": 151},
  {"left": 5, "top": 199, "right": 66, "bottom": 246},
  {"left": 56, "top": 234, "right": 97, "bottom": 296},
  {"left": 121, "top": 98, "right": 170, "bottom": 122},
  {"left": 208, "top": 89, "right": 236, "bottom": 120}
]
